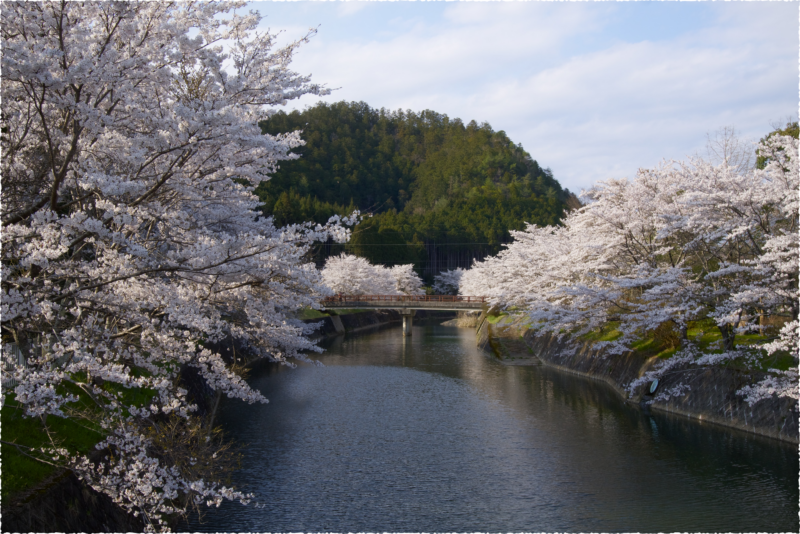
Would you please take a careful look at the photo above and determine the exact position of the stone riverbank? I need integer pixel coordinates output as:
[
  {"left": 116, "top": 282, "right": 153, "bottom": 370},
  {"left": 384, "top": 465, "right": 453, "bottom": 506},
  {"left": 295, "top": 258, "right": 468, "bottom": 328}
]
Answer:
[{"left": 476, "top": 314, "right": 799, "bottom": 444}]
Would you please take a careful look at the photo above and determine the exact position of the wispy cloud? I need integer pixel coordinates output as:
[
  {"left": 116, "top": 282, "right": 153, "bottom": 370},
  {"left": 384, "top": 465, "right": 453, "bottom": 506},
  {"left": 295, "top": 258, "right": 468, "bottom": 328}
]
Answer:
[
  {"left": 335, "top": 1, "right": 370, "bottom": 18},
  {"left": 251, "top": 1, "right": 798, "bottom": 193},
  {"left": 297, "top": 0, "right": 387, "bottom": 16}
]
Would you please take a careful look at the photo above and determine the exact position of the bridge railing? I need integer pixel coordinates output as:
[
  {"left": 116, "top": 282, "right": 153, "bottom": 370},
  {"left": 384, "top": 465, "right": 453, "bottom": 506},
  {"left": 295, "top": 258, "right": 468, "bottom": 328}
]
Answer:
[{"left": 322, "top": 294, "right": 487, "bottom": 304}]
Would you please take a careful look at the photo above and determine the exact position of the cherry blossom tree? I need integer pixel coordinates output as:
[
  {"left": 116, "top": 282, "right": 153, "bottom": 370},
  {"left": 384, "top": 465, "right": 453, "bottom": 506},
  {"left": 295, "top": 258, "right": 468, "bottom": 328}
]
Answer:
[
  {"left": 433, "top": 268, "right": 465, "bottom": 295},
  {"left": 1, "top": 2, "right": 354, "bottom": 530},
  {"left": 390, "top": 264, "right": 425, "bottom": 296},
  {"left": 320, "top": 253, "right": 422, "bottom": 296},
  {"left": 718, "top": 134, "right": 799, "bottom": 401},
  {"left": 459, "top": 132, "right": 798, "bottom": 406},
  {"left": 462, "top": 151, "right": 770, "bottom": 350},
  {"left": 704, "top": 125, "right": 755, "bottom": 173},
  {"left": 320, "top": 253, "right": 394, "bottom": 295}
]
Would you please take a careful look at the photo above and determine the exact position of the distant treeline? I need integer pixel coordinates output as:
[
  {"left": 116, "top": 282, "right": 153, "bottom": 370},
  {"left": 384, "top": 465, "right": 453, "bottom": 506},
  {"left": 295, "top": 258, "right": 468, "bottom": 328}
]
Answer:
[{"left": 258, "top": 101, "right": 578, "bottom": 279}]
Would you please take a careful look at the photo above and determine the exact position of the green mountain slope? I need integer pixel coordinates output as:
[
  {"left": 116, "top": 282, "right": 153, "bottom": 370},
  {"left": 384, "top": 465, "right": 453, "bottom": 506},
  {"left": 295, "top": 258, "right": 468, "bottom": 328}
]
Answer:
[{"left": 258, "top": 101, "right": 575, "bottom": 278}]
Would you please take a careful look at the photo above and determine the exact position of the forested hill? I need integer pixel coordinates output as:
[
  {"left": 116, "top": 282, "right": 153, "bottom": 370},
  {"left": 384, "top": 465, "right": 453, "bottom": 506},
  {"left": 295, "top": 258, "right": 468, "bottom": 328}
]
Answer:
[{"left": 257, "top": 101, "right": 577, "bottom": 278}]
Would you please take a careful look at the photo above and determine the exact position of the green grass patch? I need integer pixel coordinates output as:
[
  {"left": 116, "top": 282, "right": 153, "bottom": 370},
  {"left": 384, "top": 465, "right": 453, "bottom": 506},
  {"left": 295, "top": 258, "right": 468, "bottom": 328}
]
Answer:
[
  {"left": 1, "top": 395, "right": 103, "bottom": 501},
  {"left": 615, "top": 318, "right": 797, "bottom": 372},
  {"left": 756, "top": 350, "right": 795, "bottom": 372},
  {"left": 686, "top": 319, "right": 723, "bottom": 351},
  {"left": 2, "top": 369, "right": 158, "bottom": 502},
  {"left": 486, "top": 313, "right": 508, "bottom": 324},
  {"left": 297, "top": 308, "right": 330, "bottom": 320},
  {"left": 327, "top": 308, "right": 370, "bottom": 316},
  {"left": 1, "top": 444, "right": 56, "bottom": 502},
  {"left": 629, "top": 337, "right": 677, "bottom": 359},
  {"left": 579, "top": 322, "right": 622, "bottom": 343},
  {"left": 683, "top": 319, "right": 796, "bottom": 371}
]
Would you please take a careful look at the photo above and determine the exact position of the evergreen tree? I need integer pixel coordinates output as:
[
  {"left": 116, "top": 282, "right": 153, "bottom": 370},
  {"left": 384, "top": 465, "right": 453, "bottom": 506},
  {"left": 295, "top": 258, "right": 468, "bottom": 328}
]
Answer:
[{"left": 258, "top": 101, "right": 574, "bottom": 279}]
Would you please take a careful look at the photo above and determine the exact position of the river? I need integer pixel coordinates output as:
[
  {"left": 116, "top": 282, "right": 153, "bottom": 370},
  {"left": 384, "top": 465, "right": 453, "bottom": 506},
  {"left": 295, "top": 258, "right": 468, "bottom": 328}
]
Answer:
[{"left": 187, "top": 322, "right": 799, "bottom": 532}]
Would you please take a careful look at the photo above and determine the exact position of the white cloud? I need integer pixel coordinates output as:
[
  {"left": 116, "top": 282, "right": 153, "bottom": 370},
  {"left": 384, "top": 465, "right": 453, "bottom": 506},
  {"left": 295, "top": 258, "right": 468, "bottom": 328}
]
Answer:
[
  {"left": 304, "top": 0, "right": 394, "bottom": 16},
  {"left": 254, "top": 2, "right": 798, "bottom": 193},
  {"left": 336, "top": 1, "right": 370, "bottom": 18},
  {"left": 456, "top": 2, "right": 604, "bottom": 32}
]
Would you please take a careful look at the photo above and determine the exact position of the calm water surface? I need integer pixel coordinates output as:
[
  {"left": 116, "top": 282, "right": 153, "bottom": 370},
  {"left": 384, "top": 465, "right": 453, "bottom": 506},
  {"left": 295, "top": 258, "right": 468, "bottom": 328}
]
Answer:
[{"left": 187, "top": 323, "right": 799, "bottom": 532}]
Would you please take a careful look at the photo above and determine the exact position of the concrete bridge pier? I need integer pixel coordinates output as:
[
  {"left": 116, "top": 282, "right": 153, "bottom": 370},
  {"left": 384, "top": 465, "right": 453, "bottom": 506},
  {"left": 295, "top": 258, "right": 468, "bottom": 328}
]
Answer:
[{"left": 401, "top": 310, "right": 416, "bottom": 336}]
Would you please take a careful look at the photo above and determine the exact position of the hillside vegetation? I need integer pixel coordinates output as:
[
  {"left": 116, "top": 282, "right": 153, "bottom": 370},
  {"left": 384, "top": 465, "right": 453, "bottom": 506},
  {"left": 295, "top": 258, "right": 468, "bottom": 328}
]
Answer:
[{"left": 258, "top": 101, "right": 577, "bottom": 276}]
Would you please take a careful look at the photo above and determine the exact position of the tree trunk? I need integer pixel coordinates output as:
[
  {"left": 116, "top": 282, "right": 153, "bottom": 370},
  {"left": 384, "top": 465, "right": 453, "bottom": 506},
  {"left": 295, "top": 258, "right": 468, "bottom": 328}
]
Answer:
[
  {"left": 719, "top": 323, "right": 736, "bottom": 351},
  {"left": 677, "top": 321, "right": 689, "bottom": 349}
]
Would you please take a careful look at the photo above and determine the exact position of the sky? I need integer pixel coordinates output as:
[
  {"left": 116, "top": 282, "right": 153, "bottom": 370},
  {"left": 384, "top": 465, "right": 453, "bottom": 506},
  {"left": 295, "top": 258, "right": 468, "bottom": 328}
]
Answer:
[{"left": 248, "top": 1, "right": 798, "bottom": 194}]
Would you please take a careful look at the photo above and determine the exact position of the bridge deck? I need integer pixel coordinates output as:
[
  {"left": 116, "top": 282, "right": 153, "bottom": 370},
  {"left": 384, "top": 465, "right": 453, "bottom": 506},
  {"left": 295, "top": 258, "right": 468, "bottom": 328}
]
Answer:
[{"left": 322, "top": 295, "right": 487, "bottom": 311}]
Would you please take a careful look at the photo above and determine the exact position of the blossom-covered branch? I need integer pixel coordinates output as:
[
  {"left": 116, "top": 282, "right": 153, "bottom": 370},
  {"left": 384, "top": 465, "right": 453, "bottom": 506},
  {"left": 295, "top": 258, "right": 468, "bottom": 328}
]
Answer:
[{"left": 1, "top": 1, "right": 349, "bottom": 530}]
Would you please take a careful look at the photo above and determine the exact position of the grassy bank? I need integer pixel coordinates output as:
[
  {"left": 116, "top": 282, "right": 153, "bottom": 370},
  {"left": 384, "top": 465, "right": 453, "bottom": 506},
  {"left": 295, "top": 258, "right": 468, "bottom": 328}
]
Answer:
[
  {"left": 2, "top": 372, "right": 156, "bottom": 502},
  {"left": 1, "top": 396, "right": 102, "bottom": 500}
]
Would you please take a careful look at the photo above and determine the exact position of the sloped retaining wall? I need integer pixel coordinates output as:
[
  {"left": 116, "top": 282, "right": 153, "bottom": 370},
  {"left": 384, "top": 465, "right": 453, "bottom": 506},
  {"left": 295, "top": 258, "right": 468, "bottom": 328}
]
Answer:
[
  {"left": 441, "top": 311, "right": 482, "bottom": 328},
  {"left": 304, "top": 310, "right": 402, "bottom": 338},
  {"left": 2, "top": 462, "right": 143, "bottom": 533},
  {"left": 478, "top": 317, "right": 799, "bottom": 444}
]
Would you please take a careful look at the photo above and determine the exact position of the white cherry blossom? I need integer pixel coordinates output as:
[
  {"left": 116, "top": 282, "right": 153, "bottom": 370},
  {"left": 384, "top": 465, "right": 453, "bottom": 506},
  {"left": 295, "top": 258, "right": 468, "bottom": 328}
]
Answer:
[{"left": 1, "top": 2, "right": 349, "bottom": 530}]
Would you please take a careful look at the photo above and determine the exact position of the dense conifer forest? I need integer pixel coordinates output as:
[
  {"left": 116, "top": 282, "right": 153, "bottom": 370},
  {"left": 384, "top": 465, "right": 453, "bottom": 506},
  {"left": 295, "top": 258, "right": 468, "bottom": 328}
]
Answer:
[{"left": 258, "top": 101, "right": 578, "bottom": 279}]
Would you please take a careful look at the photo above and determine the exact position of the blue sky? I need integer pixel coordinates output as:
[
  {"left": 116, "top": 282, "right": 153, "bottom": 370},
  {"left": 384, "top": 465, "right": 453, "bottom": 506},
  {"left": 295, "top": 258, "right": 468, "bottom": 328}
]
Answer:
[{"left": 249, "top": 1, "right": 798, "bottom": 194}]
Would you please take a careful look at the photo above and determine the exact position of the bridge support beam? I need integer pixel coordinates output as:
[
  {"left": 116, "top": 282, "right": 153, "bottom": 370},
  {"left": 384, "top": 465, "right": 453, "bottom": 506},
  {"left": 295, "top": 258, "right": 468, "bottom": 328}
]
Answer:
[{"left": 400, "top": 310, "right": 415, "bottom": 336}]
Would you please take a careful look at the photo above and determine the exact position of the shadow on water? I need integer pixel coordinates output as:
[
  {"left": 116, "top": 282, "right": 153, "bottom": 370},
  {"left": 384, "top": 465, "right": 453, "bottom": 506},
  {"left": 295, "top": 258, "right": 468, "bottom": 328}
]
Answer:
[{"left": 183, "top": 323, "right": 798, "bottom": 533}]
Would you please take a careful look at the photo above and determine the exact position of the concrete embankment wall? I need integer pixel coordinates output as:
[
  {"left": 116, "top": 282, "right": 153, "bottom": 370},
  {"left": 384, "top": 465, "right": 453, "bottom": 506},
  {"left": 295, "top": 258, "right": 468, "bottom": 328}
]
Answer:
[
  {"left": 304, "top": 309, "right": 402, "bottom": 338},
  {"left": 477, "top": 316, "right": 799, "bottom": 444},
  {"left": 2, "top": 458, "right": 144, "bottom": 533}
]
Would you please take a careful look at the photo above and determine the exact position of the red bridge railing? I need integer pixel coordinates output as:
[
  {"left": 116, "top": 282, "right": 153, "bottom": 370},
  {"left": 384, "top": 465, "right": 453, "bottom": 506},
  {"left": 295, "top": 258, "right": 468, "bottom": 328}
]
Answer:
[{"left": 322, "top": 295, "right": 487, "bottom": 304}]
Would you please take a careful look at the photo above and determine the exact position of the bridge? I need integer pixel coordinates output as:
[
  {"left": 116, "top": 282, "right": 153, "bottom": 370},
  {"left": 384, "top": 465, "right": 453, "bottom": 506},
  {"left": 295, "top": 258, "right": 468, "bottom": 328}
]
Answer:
[{"left": 321, "top": 295, "right": 488, "bottom": 336}]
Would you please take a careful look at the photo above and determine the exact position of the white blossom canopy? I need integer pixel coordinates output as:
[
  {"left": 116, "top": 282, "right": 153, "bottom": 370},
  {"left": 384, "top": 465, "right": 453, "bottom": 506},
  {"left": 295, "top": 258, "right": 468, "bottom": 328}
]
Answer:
[
  {"left": 459, "top": 134, "right": 799, "bottom": 406},
  {"left": 1, "top": 1, "right": 352, "bottom": 530},
  {"left": 433, "top": 268, "right": 465, "bottom": 295},
  {"left": 390, "top": 264, "right": 425, "bottom": 296},
  {"left": 320, "top": 253, "right": 423, "bottom": 296}
]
